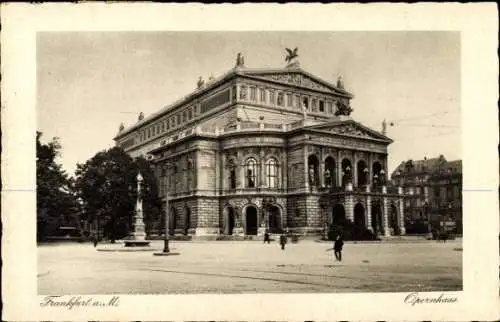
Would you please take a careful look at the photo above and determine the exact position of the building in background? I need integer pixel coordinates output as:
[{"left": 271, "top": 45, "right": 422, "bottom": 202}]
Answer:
[
  {"left": 114, "top": 51, "right": 407, "bottom": 238},
  {"left": 391, "top": 155, "right": 462, "bottom": 234}
]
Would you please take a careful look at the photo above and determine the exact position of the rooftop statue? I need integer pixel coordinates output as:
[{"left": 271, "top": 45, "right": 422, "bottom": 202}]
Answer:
[
  {"left": 337, "top": 75, "right": 344, "bottom": 89},
  {"left": 119, "top": 123, "right": 125, "bottom": 132},
  {"left": 285, "top": 47, "right": 299, "bottom": 64},
  {"left": 138, "top": 112, "right": 144, "bottom": 121},
  {"left": 197, "top": 76, "right": 205, "bottom": 89},
  {"left": 235, "top": 52, "right": 245, "bottom": 67}
]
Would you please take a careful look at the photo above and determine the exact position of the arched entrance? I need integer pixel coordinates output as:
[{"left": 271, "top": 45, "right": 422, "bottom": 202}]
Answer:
[
  {"left": 184, "top": 207, "right": 191, "bottom": 235},
  {"left": 372, "top": 161, "right": 382, "bottom": 186},
  {"left": 371, "top": 201, "right": 382, "bottom": 234},
  {"left": 245, "top": 205, "right": 258, "bottom": 235},
  {"left": 357, "top": 160, "right": 368, "bottom": 186},
  {"left": 354, "top": 203, "right": 365, "bottom": 227},
  {"left": 332, "top": 204, "right": 346, "bottom": 226},
  {"left": 223, "top": 206, "right": 236, "bottom": 235},
  {"left": 390, "top": 203, "right": 399, "bottom": 235},
  {"left": 324, "top": 157, "right": 336, "bottom": 187},
  {"left": 268, "top": 205, "right": 282, "bottom": 234}
]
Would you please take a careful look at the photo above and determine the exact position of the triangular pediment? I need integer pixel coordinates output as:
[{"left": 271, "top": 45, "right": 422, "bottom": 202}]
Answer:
[
  {"left": 306, "top": 120, "right": 392, "bottom": 142},
  {"left": 241, "top": 69, "right": 353, "bottom": 97}
]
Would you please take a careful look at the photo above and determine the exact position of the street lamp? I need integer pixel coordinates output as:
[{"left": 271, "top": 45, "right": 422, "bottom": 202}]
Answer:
[{"left": 161, "top": 165, "right": 171, "bottom": 253}]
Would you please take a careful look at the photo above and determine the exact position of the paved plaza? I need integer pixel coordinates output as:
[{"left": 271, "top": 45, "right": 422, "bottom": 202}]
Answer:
[{"left": 38, "top": 239, "right": 462, "bottom": 294}]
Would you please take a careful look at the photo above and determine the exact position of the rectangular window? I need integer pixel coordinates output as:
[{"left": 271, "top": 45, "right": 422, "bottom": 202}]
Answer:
[
  {"left": 232, "top": 86, "right": 237, "bottom": 101},
  {"left": 147, "top": 128, "right": 151, "bottom": 139},
  {"left": 319, "top": 100, "right": 325, "bottom": 112},
  {"left": 161, "top": 123, "right": 165, "bottom": 132},
  {"left": 250, "top": 87, "right": 257, "bottom": 100},
  {"left": 286, "top": 93, "right": 292, "bottom": 107},
  {"left": 269, "top": 90, "right": 275, "bottom": 104},
  {"left": 277, "top": 92, "right": 284, "bottom": 106},
  {"left": 172, "top": 117, "right": 176, "bottom": 127},
  {"left": 166, "top": 120, "right": 170, "bottom": 130},
  {"left": 312, "top": 98, "right": 317, "bottom": 112},
  {"left": 176, "top": 114, "right": 181, "bottom": 125},
  {"left": 182, "top": 111, "right": 187, "bottom": 123},
  {"left": 188, "top": 108, "right": 192, "bottom": 120},
  {"left": 303, "top": 97, "right": 309, "bottom": 110},
  {"left": 294, "top": 95, "right": 300, "bottom": 108},
  {"left": 327, "top": 101, "right": 333, "bottom": 113},
  {"left": 259, "top": 88, "right": 266, "bottom": 102}
]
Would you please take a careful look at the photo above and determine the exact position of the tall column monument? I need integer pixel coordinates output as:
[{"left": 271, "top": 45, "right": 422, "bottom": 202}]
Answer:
[{"left": 125, "top": 172, "right": 151, "bottom": 247}]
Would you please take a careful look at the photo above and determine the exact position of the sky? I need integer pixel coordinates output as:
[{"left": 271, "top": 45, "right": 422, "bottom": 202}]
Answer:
[{"left": 37, "top": 31, "right": 461, "bottom": 176}]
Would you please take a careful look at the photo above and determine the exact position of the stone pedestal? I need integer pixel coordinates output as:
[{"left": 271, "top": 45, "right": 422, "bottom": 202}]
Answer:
[
  {"left": 233, "top": 227, "right": 244, "bottom": 236},
  {"left": 195, "top": 227, "right": 220, "bottom": 236}
]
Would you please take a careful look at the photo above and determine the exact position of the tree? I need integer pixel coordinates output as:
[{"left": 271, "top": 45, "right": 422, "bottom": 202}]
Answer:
[
  {"left": 36, "top": 132, "right": 78, "bottom": 240},
  {"left": 74, "top": 147, "right": 161, "bottom": 242}
]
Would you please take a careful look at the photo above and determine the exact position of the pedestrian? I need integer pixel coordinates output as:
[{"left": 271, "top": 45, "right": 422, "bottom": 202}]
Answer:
[
  {"left": 334, "top": 234, "right": 344, "bottom": 261},
  {"left": 92, "top": 234, "right": 98, "bottom": 248},
  {"left": 279, "top": 233, "right": 287, "bottom": 250},
  {"left": 264, "top": 231, "right": 270, "bottom": 244}
]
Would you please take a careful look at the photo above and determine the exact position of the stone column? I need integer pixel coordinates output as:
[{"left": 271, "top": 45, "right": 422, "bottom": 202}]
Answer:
[
  {"left": 236, "top": 84, "right": 240, "bottom": 102},
  {"left": 304, "top": 145, "right": 309, "bottom": 192},
  {"left": 382, "top": 186, "right": 390, "bottom": 236},
  {"left": 399, "top": 197, "right": 406, "bottom": 235},
  {"left": 259, "top": 149, "right": 266, "bottom": 187},
  {"left": 319, "top": 158, "right": 325, "bottom": 188},
  {"left": 282, "top": 150, "right": 288, "bottom": 190},
  {"left": 366, "top": 188, "right": 373, "bottom": 232},
  {"left": 215, "top": 151, "right": 221, "bottom": 195},
  {"left": 238, "top": 151, "right": 245, "bottom": 188},
  {"left": 337, "top": 150, "right": 342, "bottom": 188},
  {"left": 353, "top": 152, "right": 358, "bottom": 188},
  {"left": 345, "top": 194, "right": 354, "bottom": 223},
  {"left": 368, "top": 153, "right": 373, "bottom": 186}
]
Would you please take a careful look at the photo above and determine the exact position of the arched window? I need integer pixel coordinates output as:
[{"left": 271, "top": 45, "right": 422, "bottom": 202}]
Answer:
[
  {"left": 228, "top": 159, "right": 237, "bottom": 189},
  {"left": 266, "top": 158, "right": 279, "bottom": 188},
  {"left": 324, "top": 157, "right": 336, "bottom": 187},
  {"left": 246, "top": 158, "right": 257, "bottom": 188}
]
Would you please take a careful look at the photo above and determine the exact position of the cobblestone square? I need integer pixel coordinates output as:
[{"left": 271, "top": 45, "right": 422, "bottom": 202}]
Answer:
[{"left": 38, "top": 240, "right": 462, "bottom": 294}]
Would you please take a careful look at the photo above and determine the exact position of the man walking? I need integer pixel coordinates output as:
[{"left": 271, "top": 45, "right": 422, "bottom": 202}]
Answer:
[
  {"left": 263, "top": 230, "right": 271, "bottom": 244},
  {"left": 279, "top": 232, "right": 287, "bottom": 250},
  {"left": 334, "top": 234, "right": 344, "bottom": 261}
]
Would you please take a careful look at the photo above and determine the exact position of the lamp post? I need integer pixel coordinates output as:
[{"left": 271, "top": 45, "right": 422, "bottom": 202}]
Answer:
[
  {"left": 163, "top": 188, "right": 170, "bottom": 253},
  {"left": 154, "top": 162, "right": 180, "bottom": 256}
]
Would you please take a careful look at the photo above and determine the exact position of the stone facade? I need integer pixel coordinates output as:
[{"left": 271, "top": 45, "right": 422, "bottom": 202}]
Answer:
[
  {"left": 114, "top": 56, "right": 406, "bottom": 237},
  {"left": 391, "top": 155, "right": 462, "bottom": 234}
]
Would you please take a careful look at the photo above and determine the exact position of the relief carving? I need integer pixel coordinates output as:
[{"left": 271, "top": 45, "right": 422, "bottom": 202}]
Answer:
[
  {"left": 329, "top": 124, "right": 370, "bottom": 138},
  {"left": 259, "top": 73, "right": 332, "bottom": 92}
]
